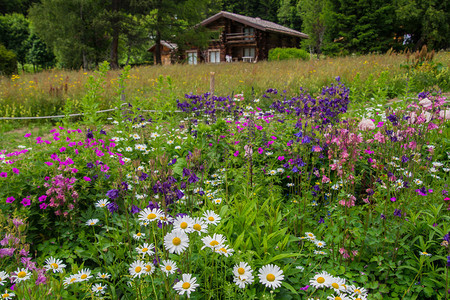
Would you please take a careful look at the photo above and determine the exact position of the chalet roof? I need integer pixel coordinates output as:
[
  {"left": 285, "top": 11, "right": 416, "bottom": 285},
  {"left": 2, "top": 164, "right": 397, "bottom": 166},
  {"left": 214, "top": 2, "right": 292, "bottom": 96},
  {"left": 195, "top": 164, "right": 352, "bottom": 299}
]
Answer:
[
  {"left": 148, "top": 40, "right": 178, "bottom": 52},
  {"left": 200, "top": 11, "right": 309, "bottom": 39}
]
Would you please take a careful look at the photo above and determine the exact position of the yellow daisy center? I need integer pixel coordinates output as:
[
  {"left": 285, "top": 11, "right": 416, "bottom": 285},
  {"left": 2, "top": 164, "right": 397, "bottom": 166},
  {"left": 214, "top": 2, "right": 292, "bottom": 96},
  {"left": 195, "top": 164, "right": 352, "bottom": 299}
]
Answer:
[
  {"left": 142, "top": 248, "right": 148, "bottom": 252},
  {"left": 182, "top": 282, "right": 191, "bottom": 289},
  {"left": 70, "top": 278, "right": 77, "bottom": 283},
  {"left": 193, "top": 224, "right": 201, "bottom": 231},
  {"left": 208, "top": 216, "right": 214, "bottom": 221},
  {"left": 17, "top": 271, "right": 27, "bottom": 278},
  {"left": 80, "top": 274, "right": 87, "bottom": 279},
  {"left": 137, "top": 233, "right": 141, "bottom": 236},
  {"left": 335, "top": 297, "right": 342, "bottom": 300},
  {"left": 219, "top": 247, "right": 227, "bottom": 253},
  {"left": 135, "top": 266, "right": 142, "bottom": 273},
  {"left": 100, "top": 204, "right": 105, "bottom": 207},
  {"left": 97, "top": 287, "right": 103, "bottom": 290},
  {"left": 3, "top": 294, "right": 10, "bottom": 298},
  {"left": 355, "top": 298, "right": 362, "bottom": 300},
  {"left": 180, "top": 222, "right": 188, "bottom": 229},
  {"left": 173, "top": 237, "right": 181, "bottom": 245},
  {"left": 332, "top": 282, "right": 339, "bottom": 289},
  {"left": 51, "top": 263, "right": 58, "bottom": 269},
  {"left": 166, "top": 265, "right": 172, "bottom": 271},
  {"left": 355, "top": 289, "right": 361, "bottom": 293},
  {"left": 238, "top": 268, "right": 245, "bottom": 275},
  {"left": 147, "top": 213, "right": 156, "bottom": 220},
  {"left": 145, "top": 265, "right": 152, "bottom": 272},
  {"left": 210, "top": 240, "right": 219, "bottom": 246},
  {"left": 317, "top": 277, "right": 325, "bottom": 284},
  {"left": 90, "top": 222, "right": 95, "bottom": 225},
  {"left": 266, "top": 274, "right": 275, "bottom": 282}
]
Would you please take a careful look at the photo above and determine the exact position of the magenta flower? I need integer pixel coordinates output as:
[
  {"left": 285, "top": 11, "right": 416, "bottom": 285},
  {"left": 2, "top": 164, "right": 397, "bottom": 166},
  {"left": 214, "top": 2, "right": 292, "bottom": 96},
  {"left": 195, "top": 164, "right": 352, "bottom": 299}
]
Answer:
[
  {"left": 0, "top": 172, "right": 7, "bottom": 178},
  {"left": 271, "top": 136, "right": 277, "bottom": 140},
  {"left": 39, "top": 203, "right": 48, "bottom": 210},
  {"left": 44, "top": 162, "right": 53, "bottom": 166},
  {"left": 24, "top": 133, "right": 31, "bottom": 138},
  {"left": 390, "top": 197, "right": 396, "bottom": 202},
  {"left": 21, "top": 197, "right": 31, "bottom": 207},
  {"left": 258, "top": 147, "right": 263, "bottom": 154},
  {"left": 59, "top": 147, "right": 66, "bottom": 152},
  {"left": 278, "top": 156, "right": 285, "bottom": 161},
  {"left": 233, "top": 151, "right": 239, "bottom": 157},
  {"left": 12, "top": 168, "right": 19, "bottom": 174},
  {"left": 38, "top": 195, "right": 47, "bottom": 202},
  {"left": 83, "top": 176, "right": 91, "bottom": 181},
  {"left": 6, "top": 196, "right": 15, "bottom": 203},
  {"left": 71, "top": 168, "right": 78, "bottom": 173}
]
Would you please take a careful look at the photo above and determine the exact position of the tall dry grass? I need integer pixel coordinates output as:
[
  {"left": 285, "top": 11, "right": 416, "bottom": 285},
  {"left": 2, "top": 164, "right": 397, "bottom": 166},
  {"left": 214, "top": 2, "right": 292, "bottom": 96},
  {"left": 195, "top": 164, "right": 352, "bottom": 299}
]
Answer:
[{"left": 0, "top": 51, "right": 449, "bottom": 118}]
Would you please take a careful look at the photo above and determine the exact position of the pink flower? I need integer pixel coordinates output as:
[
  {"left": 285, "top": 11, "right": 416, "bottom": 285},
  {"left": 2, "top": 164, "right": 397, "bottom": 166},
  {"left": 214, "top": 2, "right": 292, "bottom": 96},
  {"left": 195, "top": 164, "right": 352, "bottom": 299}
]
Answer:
[
  {"left": 12, "top": 168, "right": 19, "bottom": 174},
  {"left": 377, "top": 122, "right": 384, "bottom": 127},
  {"left": 59, "top": 147, "right": 66, "bottom": 152},
  {"left": 322, "top": 176, "right": 330, "bottom": 183},
  {"left": 44, "top": 162, "right": 53, "bottom": 166},
  {"left": 258, "top": 147, "right": 263, "bottom": 154},
  {"left": 40, "top": 203, "right": 48, "bottom": 210},
  {"left": 74, "top": 149, "right": 79, "bottom": 155},
  {"left": 278, "top": 156, "right": 285, "bottom": 161},
  {"left": 234, "top": 141, "right": 240, "bottom": 145},
  {"left": 390, "top": 197, "right": 396, "bottom": 202},
  {"left": 83, "top": 176, "right": 91, "bottom": 181},
  {"left": 233, "top": 151, "right": 239, "bottom": 157},
  {"left": 24, "top": 133, "right": 31, "bottom": 138},
  {"left": 358, "top": 119, "right": 375, "bottom": 131},
  {"left": 427, "top": 122, "right": 438, "bottom": 130},
  {"left": 270, "top": 136, "right": 277, "bottom": 140},
  {"left": 21, "top": 197, "right": 31, "bottom": 207},
  {"left": 6, "top": 196, "right": 15, "bottom": 203},
  {"left": 71, "top": 168, "right": 78, "bottom": 173},
  {"left": 0, "top": 172, "right": 7, "bottom": 178}
]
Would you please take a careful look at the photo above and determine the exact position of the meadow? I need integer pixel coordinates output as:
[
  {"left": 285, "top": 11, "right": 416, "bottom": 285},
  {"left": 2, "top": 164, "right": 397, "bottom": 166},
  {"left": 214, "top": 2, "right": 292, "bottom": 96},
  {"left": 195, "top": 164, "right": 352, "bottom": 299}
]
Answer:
[{"left": 0, "top": 53, "right": 449, "bottom": 299}]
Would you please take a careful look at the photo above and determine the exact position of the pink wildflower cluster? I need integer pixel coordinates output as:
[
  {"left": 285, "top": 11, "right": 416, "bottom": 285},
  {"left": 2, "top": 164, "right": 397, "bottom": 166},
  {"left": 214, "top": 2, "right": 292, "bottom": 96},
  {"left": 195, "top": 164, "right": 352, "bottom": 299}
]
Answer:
[
  {"left": 43, "top": 174, "right": 78, "bottom": 216},
  {"left": 339, "top": 247, "right": 359, "bottom": 260}
]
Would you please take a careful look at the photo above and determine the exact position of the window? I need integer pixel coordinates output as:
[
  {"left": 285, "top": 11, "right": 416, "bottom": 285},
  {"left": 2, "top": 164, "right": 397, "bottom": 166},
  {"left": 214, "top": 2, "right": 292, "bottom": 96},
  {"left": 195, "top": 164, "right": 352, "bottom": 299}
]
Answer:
[
  {"left": 244, "top": 27, "right": 254, "bottom": 40},
  {"left": 187, "top": 51, "right": 197, "bottom": 65},
  {"left": 209, "top": 50, "right": 220, "bottom": 63},
  {"left": 243, "top": 48, "right": 255, "bottom": 58}
]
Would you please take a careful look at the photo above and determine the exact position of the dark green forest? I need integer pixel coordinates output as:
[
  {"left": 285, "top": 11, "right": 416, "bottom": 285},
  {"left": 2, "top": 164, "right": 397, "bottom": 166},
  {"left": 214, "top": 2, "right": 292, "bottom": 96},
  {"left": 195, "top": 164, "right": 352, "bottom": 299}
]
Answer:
[{"left": 0, "top": 0, "right": 449, "bottom": 71}]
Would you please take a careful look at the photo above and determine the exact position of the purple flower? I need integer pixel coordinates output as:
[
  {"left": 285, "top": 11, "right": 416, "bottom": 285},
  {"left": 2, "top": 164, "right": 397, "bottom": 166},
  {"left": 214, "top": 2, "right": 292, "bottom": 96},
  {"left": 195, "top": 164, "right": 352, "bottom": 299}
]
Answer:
[
  {"left": 83, "top": 176, "right": 91, "bottom": 181},
  {"left": 139, "top": 172, "right": 148, "bottom": 181},
  {"left": 188, "top": 173, "right": 199, "bottom": 184},
  {"left": 447, "top": 256, "right": 450, "bottom": 267},
  {"left": 106, "top": 189, "right": 119, "bottom": 200},
  {"left": 390, "top": 197, "right": 396, "bottom": 202},
  {"left": 318, "top": 218, "right": 325, "bottom": 224},
  {"left": 100, "top": 129, "right": 107, "bottom": 135},
  {"left": 59, "top": 147, "right": 66, "bottom": 153},
  {"left": 86, "top": 130, "right": 94, "bottom": 139},
  {"left": 24, "top": 133, "right": 31, "bottom": 138},
  {"left": 0, "top": 172, "right": 7, "bottom": 178},
  {"left": 394, "top": 209, "right": 402, "bottom": 217},
  {"left": 130, "top": 205, "right": 141, "bottom": 214},
  {"left": 416, "top": 186, "right": 428, "bottom": 196},
  {"left": 300, "top": 285, "right": 309, "bottom": 291},
  {"left": 107, "top": 201, "right": 119, "bottom": 214},
  {"left": 6, "top": 196, "right": 15, "bottom": 203},
  {"left": 443, "top": 190, "right": 448, "bottom": 196},
  {"left": 21, "top": 197, "right": 31, "bottom": 207},
  {"left": 39, "top": 203, "right": 48, "bottom": 210},
  {"left": 86, "top": 162, "right": 94, "bottom": 169},
  {"left": 146, "top": 201, "right": 159, "bottom": 210},
  {"left": 12, "top": 168, "right": 19, "bottom": 174},
  {"left": 443, "top": 232, "right": 450, "bottom": 242},
  {"left": 380, "top": 214, "right": 386, "bottom": 220},
  {"left": 0, "top": 248, "right": 15, "bottom": 258},
  {"left": 182, "top": 168, "right": 191, "bottom": 177}
]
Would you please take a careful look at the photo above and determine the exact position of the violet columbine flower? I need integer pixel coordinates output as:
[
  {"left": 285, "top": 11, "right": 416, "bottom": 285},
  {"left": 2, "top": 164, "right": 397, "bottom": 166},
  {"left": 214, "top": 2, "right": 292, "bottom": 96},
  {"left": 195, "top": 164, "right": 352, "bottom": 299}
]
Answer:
[
  {"left": 394, "top": 209, "right": 402, "bottom": 217},
  {"left": 86, "top": 162, "right": 94, "bottom": 169},
  {"left": 106, "top": 189, "right": 119, "bottom": 199},
  {"left": 130, "top": 205, "right": 141, "bottom": 214},
  {"left": 107, "top": 201, "right": 119, "bottom": 214},
  {"left": 146, "top": 201, "right": 159, "bottom": 210},
  {"left": 318, "top": 218, "right": 325, "bottom": 224},
  {"left": 416, "top": 186, "right": 428, "bottom": 196},
  {"left": 86, "top": 129, "right": 94, "bottom": 139},
  {"left": 100, "top": 129, "right": 107, "bottom": 135},
  {"left": 380, "top": 214, "right": 386, "bottom": 220},
  {"left": 447, "top": 256, "right": 450, "bottom": 267}
]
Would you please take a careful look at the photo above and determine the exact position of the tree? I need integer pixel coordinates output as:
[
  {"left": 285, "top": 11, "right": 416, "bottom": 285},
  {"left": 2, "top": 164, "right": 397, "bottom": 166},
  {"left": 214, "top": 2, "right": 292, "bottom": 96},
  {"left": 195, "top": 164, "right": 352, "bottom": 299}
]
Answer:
[
  {"left": 298, "top": 0, "right": 328, "bottom": 55},
  {"left": 26, "top": 33, "right": 55, "bottom": 71},
  {"left": 277, "top": 0, "right": 302, "bottom": 30},
  {"left": 0, "top": 13, "right": 29, "bottom": 70},
  {"left": 29, "top": 0, "right": 109, "bottom": 69},
  {"left": 395, "top": 0, "right": 449, "bottom": 50}
]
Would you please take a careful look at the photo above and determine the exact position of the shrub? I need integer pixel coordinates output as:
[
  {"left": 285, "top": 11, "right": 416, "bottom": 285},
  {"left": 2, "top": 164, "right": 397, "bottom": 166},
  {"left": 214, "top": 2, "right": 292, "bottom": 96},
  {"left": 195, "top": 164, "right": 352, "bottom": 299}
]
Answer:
[
  {"left": 268, "top": 47, "right": 309, "bottom": 61},
  {"left": 0, "top": 44, "right": 17, "bottom": 75}
]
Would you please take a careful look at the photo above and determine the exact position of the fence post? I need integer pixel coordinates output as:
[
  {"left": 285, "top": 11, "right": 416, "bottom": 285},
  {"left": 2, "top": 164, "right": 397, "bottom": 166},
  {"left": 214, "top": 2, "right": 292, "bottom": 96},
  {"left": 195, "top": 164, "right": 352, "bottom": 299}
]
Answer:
[{"left": 210, "top": 72, "right": 215, "bottom": 95}]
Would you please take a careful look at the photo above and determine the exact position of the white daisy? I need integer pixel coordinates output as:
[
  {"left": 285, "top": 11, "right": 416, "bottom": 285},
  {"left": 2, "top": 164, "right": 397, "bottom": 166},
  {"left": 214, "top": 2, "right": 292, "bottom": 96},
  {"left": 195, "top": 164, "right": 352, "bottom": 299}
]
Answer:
[
  {"left": 164, "top": 231, "right": 189, "bottom": 254},
  {"left": 138, "top": 208, "right": 163, "bottom": 223},
  {"left": 133, "top": 232, "right": 145, "bottom": 240},
  {"left": 129, "top": 260, "right": 146, "bottom": 278},
  {"left": 95, "top": 199, "right": 110, "bottom": 208},
  {"left": 76, "top": 268, "right": 93, "bottom": 282},
  {"left": 96, "top": 273, "right": 111, "bottom": 279},
  {"left": 419, "top": 251, "right": 432, "bottom": 257},
  {"left": 44, "top": 257, "right": 66, "bottom": 273},
  {"left": 11, "top": 268, "right": 31, "bottom": 283},
  {"left": 305, "top": 232, "right": 316, "bottom": 240},
  {"left": 0, "top": 271, "right": 9, "bottom": 286},
  {"left": 348, "top": 285, "right": 368, "bottom": 297},
  {"left": 191, "top": 218, "right": 207, "bottom": 235},
  {"left": 0, "top": 291, "right": 14, "bottom": 300},
  {"left": 201, "top": 234, "right": 227, "bottom": 250},
  {"left": 143, "top": 262, "right": 155, "bottom": 275},
  {"left": 233, "top": 262, "right": 253, "bottom": 281},
  {"left": 136, "top": 243, "right": 155, "bottom": 258},
  {"left": 327, "top": 294, "right": 350, "bottom": 300},
  {"left": 172, "top": 215, "right": 194, "bottom": 233},
  {"left": 328, "top": 276, "right": 346, "bottom": 292},
  {"left": 91, "top": 283, "right": 107, "bottom": 294},
  {"left": 268, "top": 170, "right": 277, "bottom": 175},
  {"left": 173, "top": 273, "right": 199, "bottom": 298},
  {"left": 203, "top": 210, "right": 221, "bottom": 226},
  {"left": 257, "top": 264, "right": 284, "bottom": 289},
  {"left": 310, "top": 272, "right": 332, "bottom": 288},
  {"left": 63, "top": 274, "right": 78, "bottom": 286},
  {"left": 160, "top": 260, "right": 177, "bottom": 275},
  {"left": 86, "top": 219, "right": 99, "bottom": 226},
  {"left": 314, "top": 240, "right": 326, "bottom": 248},
  {"left": 214, "top": 245, "right": 234, "bottom": 257},
  {"left": 213, "top": 198, "right": 222, "bottom": 205}
]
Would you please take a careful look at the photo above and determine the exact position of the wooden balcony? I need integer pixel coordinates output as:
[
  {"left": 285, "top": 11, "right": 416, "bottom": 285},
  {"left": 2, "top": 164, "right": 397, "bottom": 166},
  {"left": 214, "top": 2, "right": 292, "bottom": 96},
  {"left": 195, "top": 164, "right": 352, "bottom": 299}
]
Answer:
[{"left": 225, "top": 33, "right": 255, "bottom": 44}]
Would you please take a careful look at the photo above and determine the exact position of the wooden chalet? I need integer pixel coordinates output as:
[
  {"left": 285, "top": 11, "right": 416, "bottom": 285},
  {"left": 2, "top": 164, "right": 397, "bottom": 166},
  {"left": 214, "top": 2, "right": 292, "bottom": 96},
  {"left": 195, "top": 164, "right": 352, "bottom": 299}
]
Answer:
[
  {"left": 148, "top": 40, "right": 178, "bottom": 65},
  {"left": 186, "top": 11, "right": 309, "bottom": 64}
]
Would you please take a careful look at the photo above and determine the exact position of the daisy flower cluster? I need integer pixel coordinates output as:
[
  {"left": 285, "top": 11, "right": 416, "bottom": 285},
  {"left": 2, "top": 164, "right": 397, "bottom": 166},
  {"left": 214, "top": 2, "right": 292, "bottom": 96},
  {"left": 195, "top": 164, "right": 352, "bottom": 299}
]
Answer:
[{"left": 310, "top": 271, "right": 369, "bottom": 299}]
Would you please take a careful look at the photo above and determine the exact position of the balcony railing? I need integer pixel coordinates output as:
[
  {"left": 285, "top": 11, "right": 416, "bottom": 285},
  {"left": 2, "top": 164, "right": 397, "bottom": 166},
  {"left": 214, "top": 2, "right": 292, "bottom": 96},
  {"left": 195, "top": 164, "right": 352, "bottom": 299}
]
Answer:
[{"left": 225, "top": 33, "right": 255, "bottom": 44}]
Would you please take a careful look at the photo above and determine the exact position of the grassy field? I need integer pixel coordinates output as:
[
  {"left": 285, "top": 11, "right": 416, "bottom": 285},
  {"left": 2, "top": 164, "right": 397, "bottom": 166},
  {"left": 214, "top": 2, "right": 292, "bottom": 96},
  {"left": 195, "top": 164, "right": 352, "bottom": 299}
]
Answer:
[{"left": 1, "top": 51, "right": 449, "bottom": 120}]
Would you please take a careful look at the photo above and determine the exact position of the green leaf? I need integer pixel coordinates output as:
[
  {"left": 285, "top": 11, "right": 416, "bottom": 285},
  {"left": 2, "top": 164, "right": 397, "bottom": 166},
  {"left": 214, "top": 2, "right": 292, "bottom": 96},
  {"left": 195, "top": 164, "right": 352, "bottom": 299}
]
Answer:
[
  {"left": 265, "top": 253, "right": 302, "bottom": 264},
  {"left": 281, "top": 281, "right": 299, "bottom": 295}
]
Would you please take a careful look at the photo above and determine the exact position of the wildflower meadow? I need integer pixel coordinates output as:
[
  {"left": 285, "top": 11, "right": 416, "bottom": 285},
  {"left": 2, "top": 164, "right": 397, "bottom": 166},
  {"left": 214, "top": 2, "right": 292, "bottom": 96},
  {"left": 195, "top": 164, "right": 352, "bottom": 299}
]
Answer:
[{"left": 0, "top": 62, "right": 449, "bottom": 300}]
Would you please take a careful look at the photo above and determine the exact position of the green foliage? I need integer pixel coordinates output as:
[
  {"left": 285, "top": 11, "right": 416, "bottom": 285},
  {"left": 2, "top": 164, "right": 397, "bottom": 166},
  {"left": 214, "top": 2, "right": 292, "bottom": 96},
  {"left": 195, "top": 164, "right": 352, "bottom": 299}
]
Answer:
[
  {"left": 0, "top": 13, "right": 29, "bottom": 67},
  {"left": 268, "top": 47, "right": 309, "bottom": 61},
  {"left": 0, "top": 44, "right": 18, "bottom": 75}
]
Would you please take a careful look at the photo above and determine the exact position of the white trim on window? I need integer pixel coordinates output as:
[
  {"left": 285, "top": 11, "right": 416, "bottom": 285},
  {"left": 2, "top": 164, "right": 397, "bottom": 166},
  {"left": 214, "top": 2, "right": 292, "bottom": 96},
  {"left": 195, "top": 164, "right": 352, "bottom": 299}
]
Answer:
[
  {"left": 208, "top": 49, "right": 220, "bottom": 63},
  {"left": 186, "top": 51, "right": 198, "bottom": 65}
]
